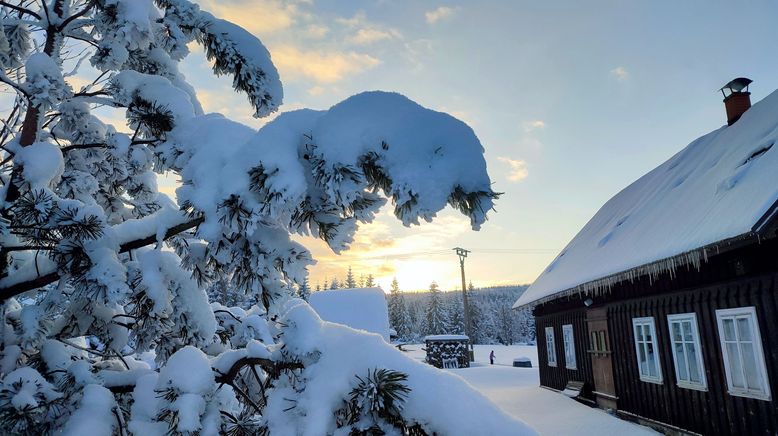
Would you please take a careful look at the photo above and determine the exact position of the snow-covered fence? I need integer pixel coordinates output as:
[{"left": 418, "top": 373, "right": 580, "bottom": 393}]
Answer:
[{"left": 424, "top": 335, "right": 470, "bottom": 369}]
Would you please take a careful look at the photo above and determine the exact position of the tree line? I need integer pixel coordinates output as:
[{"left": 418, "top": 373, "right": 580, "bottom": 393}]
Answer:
[{"left": 388, "top": 280, "right": 536, "bottom": 345}]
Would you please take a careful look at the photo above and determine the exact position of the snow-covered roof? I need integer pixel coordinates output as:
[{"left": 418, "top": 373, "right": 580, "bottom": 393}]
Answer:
[
  {"left": 515, "top": 89, "right": 778, "bottom": 308},
  {"left": 308, "top": 287, "right": 390, "bottom": 341},
  {"left": 424, "top": 335, "right": 470, "bottom": 341}
]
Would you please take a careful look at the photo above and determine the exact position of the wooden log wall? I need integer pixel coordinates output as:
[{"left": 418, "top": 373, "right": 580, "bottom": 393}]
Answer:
[{"left": 536, "top": 307, "right": 595, "bottom": 402}]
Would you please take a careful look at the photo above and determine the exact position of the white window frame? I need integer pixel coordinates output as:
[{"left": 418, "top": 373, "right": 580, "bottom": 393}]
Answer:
[
  {"left": 632, "top": 317, "right": 663, "bottom": 384},
  {"left": 715, "top": 307, "right": 771, "bottom": 401},
  {"left": 667, "top": 313, "right": 707, "bottom": 391},
  {"left": 545, "top": 326, "right": 557, "bottom": 367},
  {"left": 562, "top": 324, "right": 576, "bottom": 369}
]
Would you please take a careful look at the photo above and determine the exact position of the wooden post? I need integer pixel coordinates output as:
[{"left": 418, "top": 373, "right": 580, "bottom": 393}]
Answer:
[{"left": 454, "top": 247, "right": 474, "bottom": 361}]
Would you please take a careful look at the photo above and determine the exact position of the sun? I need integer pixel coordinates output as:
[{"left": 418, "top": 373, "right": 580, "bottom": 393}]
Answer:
[{"left": 375, "top": 258, "right": 460, "bottom": 292}]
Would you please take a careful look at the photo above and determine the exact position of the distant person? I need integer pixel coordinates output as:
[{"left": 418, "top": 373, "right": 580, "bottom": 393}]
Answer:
[{"left": 489, "top": 350, "right": 495, "bottom": 365}]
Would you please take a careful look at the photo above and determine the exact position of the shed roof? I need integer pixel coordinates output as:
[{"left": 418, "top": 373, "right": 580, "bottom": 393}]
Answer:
[
  {"left": 309, "top": 287, "right": 390, "bottom": 341},
  {"left": 515, "top": 89, "right": 778, "bottom": 308}
]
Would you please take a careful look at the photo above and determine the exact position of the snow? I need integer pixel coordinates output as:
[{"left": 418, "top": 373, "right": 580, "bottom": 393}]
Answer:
[
  {"left": 1, "top": 367, "right": 62, "bottom": 410},
  {"left": 403, "top": 344, "right": 657, "bottom": 435},
  {"left": 312, "top": 91, "right": 495, "bottom": 230},
  {"left": 457, "top": 367, "right": 656, "bottom": 436},
  {"left": 309, "top": 287, "right": 390, "bottom": 341},
  {"left": 424, "top": 334, "right": 469, "bottom": 341},
  {"left": 272, "top": 299, "right": 535, "bottom": 436},
  {"left": 15, "top": 142, "right": 64, "bottom": 188},
  {"left": 516, "top": 89, "right": 778, "bottom": 307},
  {"left": 24, "top": 52, "right": 69, "bottom": 108},
  {"left": 156, "top": 346, "right": 214, "bottom": 395},
  {"left": 200, "top": 12, "right": 283, "bottom": 117},
  {"left": 62, "top": 384, "right": 117, "bottom": 436},
  {"left": 110, "top": 70, "right": 196, "bottom": 125}
]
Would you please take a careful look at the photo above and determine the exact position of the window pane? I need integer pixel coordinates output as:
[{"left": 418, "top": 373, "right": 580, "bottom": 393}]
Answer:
[
  {"left": 636, "top": 324, "right": 644, "bottom": 342},
  {"left": 638, "top": 343, "right": 647, "bottom": 375},
  {"left": 647, "top": 342, "right": 658, "bottom": 377},
  {"left": 672, "top": 323, "right": 682, "bottom": 342},
  {"left": 644, "top": 325, "right": 652, "bottom": 342},
  {"left": 727, "top": 342, "right": 745, "bottom": 388},
  {"left": 723, "top": 318, "right": 736, "bottom": 341},
  {"left": 682, "top": 321, "right": 693, "bottom": 342},
  {"left": 741, "top": 343, "right": 762, "bottom": 391},
  {"left": 686, "top": 343, "right": 701, "bottom": 384},
  {"left": 737, "top": 317, "right": 752, "bottom": 342},
  {"left": 675, "top": 342, "right": 688, "bottom": 381}
]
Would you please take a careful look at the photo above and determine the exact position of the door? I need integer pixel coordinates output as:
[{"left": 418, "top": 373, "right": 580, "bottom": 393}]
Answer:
[{"left": 586, "top": 307, "right": 618, "bottom": 409}]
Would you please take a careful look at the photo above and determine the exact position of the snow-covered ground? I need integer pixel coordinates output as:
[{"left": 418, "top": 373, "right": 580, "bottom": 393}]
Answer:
[{"left": 402, "top": 344, "right": 656, "bottom": 435}]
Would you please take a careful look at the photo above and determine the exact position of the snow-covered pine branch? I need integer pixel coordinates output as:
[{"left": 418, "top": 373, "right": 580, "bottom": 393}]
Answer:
[{"left": 0, "top": 1, "right": 527, "bottom": 435}]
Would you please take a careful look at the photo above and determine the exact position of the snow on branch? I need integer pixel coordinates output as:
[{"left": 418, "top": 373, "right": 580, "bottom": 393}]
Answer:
[
  {"left": 0, "top": 211, "right": 203, "bottom": 300},
  {"left": 155, "top": 0, "right": 282, "bottom": 117}
]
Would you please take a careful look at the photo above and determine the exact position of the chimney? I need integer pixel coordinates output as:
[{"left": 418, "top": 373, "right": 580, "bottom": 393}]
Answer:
[{"left": 720, "top": 77, "right": 752, "bottom": 126}]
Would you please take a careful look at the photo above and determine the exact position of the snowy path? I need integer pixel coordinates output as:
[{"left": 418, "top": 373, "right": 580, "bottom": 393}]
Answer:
[
  {"left": 403, "top": 345, "right": 657, "bottom": 435},
  {"left": 454, "top": 366, "right": 656, "bottom": 436}
]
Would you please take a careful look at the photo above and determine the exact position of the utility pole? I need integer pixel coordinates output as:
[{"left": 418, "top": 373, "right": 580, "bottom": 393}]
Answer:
[{"left": 453, "top": 247, "right": 474, "bottom": 361}]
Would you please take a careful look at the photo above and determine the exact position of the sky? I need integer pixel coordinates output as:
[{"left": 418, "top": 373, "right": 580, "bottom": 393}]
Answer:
[
  {"left": 163, "top": 0, "right": 778, "bottom": 292},
  {"left": 45, "top": 0, "right": 778, "bottom": 292}
]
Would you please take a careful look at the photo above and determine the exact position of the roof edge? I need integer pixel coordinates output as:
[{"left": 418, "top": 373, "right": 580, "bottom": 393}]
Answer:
[{"left": 513, "top": 230, "right": 764, "bottom": 309}]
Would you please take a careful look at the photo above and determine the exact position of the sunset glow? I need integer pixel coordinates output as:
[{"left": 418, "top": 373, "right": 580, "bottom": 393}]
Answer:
[{"left": 150, "top": 0, "right": 778, "bottom": 292}]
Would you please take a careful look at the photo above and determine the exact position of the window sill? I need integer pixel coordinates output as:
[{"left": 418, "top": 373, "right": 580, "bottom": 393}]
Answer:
[
  {"left": 639, "top": 377, "right": 663, "bottom": 385},
  {"left": 676, "top": 382, "right": 707, "bottom": 392},
  {"left": 548, "top": 363, "right": 557, "bottom": 367},
  {"left": 727, "top": 388, "right": 771, "bottom": 401},
  {"left": 565, "top": 366, "right": 577, "bottom": 370}
]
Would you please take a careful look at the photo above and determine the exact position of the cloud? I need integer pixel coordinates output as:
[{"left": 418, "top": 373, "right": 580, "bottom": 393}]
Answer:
[
  {"left": 307, "top": 85, "right": 325, "bottom": 96},
  {"left": 305, "top": 24, "right": 330, "bottom": 39},
  {"left": 197, "top": 0, "right": 301, "bottom": 35},
  {"left": 349, "top": 27, "right": 400, "bottom": 45},
  {"left": 522, "top": 120, "right": 546, "bottom": 132},
  {"left": 335, "top": 11, "right": 367, "bottom": 28},
  {"left": 425, "top": 6, "right": 458, "bottom": 24},
  {"left": 271, "top": 45, "right": 380, "bottom": 83},
  {"left": 610, "top": 66, "right": 629, "bottom": 81},
  {"left": 335, "top": 11, "right": 401, "bottom": 45},
  {"left": 498, "top": 157, "right": 529, "bottom": 182}
]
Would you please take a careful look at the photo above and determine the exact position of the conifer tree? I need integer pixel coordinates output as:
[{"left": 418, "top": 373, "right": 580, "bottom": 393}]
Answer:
[
  {"left": 388, "top": 277, "right": 411, "bottom": 340},
  {"left": 0, "top": 1, "right": 499, "bottom": 433},
  {"left": 365, "top": 274, "right": 375, "bottom": 287},
  {"left": 424, "top": 282, "right": 446, "bottom": 335},
  {"left": 345, "top": 266, "right": 356, "bottom": 288},
  {"left": 445, "top": 293, "right": 465, "bottom": 335},
  {"left": 298, "top": 275, "right": 311, "bottom": 301}
]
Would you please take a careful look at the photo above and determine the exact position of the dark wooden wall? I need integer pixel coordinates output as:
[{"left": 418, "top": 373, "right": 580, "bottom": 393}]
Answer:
[
  {"left": 608, "top": 273, "right": 778, "bottom": 436},
  {"left": 536, "top": 308, "right": 595, "bottom": 402},
  {"left": 532, "top": 237, "right": 778, "bottom": 435}
]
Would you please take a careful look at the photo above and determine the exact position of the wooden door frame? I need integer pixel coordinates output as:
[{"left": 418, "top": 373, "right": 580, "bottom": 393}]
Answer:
[{"left": 587, "top": 306, "right": 618, "bottom": 409}]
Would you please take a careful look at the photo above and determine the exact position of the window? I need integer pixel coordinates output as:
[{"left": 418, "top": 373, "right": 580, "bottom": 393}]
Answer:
[
  {"left": 716, "top": 307, "right": 771, "bottom": 400},
  {"left": 562, "top": 324, "right": 576, "bottom": 369},
  {"left": 590, "top": 330, "right": 607, "bottom": 353},
  {"left": 632, "top": 317, "right": 663, "bottom": 383},
  {"left": 545, "top": 326, "right": 557, "bottom": 367},
  {"left": 667, "top": 313, "right": 707, "bottom": 390}
]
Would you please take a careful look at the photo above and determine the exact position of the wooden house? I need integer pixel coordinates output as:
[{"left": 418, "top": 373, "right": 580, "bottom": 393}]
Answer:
[{"left": 513, "top": 79, "right": 778, "bottom": 435}]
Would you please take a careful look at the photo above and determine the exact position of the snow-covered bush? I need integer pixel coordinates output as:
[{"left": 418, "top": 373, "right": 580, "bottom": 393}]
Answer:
[{"left": 0, "top": 1, "right": 530, "bottom": 435}]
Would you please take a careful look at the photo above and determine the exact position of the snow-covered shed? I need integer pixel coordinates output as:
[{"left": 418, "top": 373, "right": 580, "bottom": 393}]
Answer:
[
  {"left": 309, "top": 287, "right": 391, "bottom": 341},
  {"left": 424, "top": 335, "right": 470, "bottom": 369},
  {"left": 514, "top": 80, "right": 778, "bottom": 435}
]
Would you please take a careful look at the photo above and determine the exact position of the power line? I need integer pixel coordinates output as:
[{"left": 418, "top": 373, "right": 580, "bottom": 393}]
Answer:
[{"left": 359, "top": 247, "right": 559, "bottom": 260}]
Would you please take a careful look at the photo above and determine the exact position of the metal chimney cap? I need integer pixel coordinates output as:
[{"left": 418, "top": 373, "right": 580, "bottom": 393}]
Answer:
[{"left": 720, "top": 77, "right": 752, "bottom": 93}]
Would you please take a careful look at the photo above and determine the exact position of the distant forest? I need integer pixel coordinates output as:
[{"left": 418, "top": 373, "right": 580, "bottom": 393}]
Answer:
[{"left": 387, "top": 281, "right": 535, "bottom": 345}]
